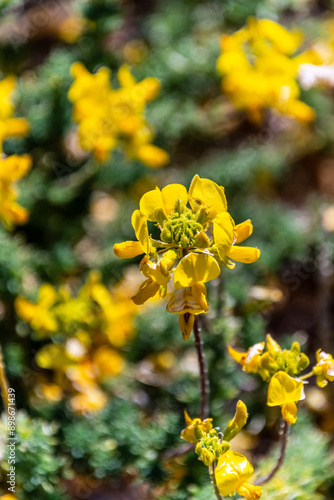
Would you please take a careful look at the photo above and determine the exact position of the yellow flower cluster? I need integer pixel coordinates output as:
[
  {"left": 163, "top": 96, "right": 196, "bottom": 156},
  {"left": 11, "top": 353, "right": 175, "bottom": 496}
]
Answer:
[
  {"left": 15, "top": 271, "right": 137, "bottom": 413},
  {"left": 0, "top": 77, "right": 31, "bottom": 229},
  {"left": 217, "top": 18, "right": 320, "bottom": 123},
  {"left": 114, "top": 175, "right": 260, "bottom": 341},
  {"left": 229, "top": 334, "right": 334, "bottom": 425},
  {"left": 181, "top": 403, "right": 262, "bottom": 499},
  {"left": 68, "top": 63, "right": 169, "bottom": 167}
]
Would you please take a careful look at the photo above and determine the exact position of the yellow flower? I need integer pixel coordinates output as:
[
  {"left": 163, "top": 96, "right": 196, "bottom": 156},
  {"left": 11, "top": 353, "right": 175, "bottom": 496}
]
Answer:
[
  {"left": 15, "top": 283, "right": 58, "bottom": 336},
  {"left": 215, "top": 450, "right": 262, "bottom": 499},
  {"left": 260, "top": 333, "right": 309, "bottom": 376},
  {"left": 114, "top": 176, "right": 260, "bottom": 339},
  {"left": 267, "top": 371, "right": 305, "bottom": 424},
  {"left": 0, "top": 154, "right": 32, "bottom": 229},
  {"left": 0, "top": 76, "right": 29, "bottom": 152},
  {"left": 313, "top": 349, "right": 334, "bottom": 388},
  {"left": 223, "top": 400, "right": 248, "bottom": 442},
  {"left": 217, "top": 18, "right": 319, "bottom": 123},
  {"left": 68, "top": 63, "right": 169, "bottom": 167},
  {"left": 180, "top": 410, "right": 213, "bottom": 443},
  {"left": 228, "top": 342, "right": 269, "bottom": 380}
]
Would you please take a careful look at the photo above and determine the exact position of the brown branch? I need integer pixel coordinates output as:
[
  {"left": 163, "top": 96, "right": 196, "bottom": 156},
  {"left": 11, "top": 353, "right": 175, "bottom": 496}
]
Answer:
[
  {"left": 193, "top": 316, "right": 209, "bottom": 420},
  {"left": 256, "top": 419, "right": 289, "bottom": 486}
]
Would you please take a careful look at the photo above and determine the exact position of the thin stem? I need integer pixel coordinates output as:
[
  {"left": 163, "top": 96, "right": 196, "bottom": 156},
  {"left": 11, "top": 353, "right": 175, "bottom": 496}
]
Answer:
[
  {"left": 256, "top": 419, "right": 289, "bottom": 486},
  {"left": 209, "top": 463, "right": 223, "bottom": 500},
  {"left": 193, "top": 316, "right": 209, "bottom": 420},
  {"left": 299, "top": 371, "right": 314, "bottom": 381},
  {"left": 0, "top": 343, "right": 9, "bottom": 413}
]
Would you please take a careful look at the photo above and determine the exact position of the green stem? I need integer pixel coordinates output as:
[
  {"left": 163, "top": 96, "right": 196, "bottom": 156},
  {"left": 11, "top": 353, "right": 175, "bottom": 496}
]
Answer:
[
  {"left": 209, "top": 463, "right": 223, "bottom": 500},
  {"left": 193, "top": 316, "right": 209, "bottom": 420}
]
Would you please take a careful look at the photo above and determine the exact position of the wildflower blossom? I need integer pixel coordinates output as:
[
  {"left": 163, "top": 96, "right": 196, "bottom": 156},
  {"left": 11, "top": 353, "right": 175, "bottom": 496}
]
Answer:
[
  {"left": 217, "top": 18, "right": 320, "bottom": 123},
  {"left": 114, "top": 175, "right": 260, "bottom": 340},
  {"left": 0, "top": 76, "right": 29, "bottom": 152},
  {"left": 215, "top": 450, "right": 262, "bottom": 499},
  {"left": 267, "top": 371, "right": 305, "bottom": 424},
  {"left": 181, "top": 405, "right": 261, "bottom": 498},
  {"left": 68, "top": 63, "right": 169, "bottom": 167},
  {"left": 313, "top": 350, "right": 334, "bottom": 388},
  {"left": 16, "top": 271, "right": 137, "bottom": 413},
  {"left": 0, "top": 154, "right": 32, "bottom": 229}
]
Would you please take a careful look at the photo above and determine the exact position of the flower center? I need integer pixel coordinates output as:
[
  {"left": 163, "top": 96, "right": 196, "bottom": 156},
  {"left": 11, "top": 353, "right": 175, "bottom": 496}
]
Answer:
[{"left": 160, "top": 203, "right": 203, "bottom": 248}]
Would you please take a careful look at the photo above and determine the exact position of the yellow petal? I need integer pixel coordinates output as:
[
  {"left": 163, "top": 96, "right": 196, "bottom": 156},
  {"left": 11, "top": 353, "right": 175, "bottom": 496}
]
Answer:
[
  {"left": 266, "top": 333, "right": 281, "bottom": 354},
  {"left": 237, "top": 482, "right": 262, "bottom": 500},
  {"left": 173, "top": 253, "right": 220, "bottom": 288},
  {"left": 281, "top": 401, "right": 297, "bottom": 425},
  {"left": 227, "top": 246, "right": 260, "bottom": 263},
  {"left": 131, "top": 210, "right": 150, "bottom": 253},
  {"left": 142, "top": 261, "right": 170, "bottom": 286},
  {"left": 113, "top": 241, "right": 143, "bottom": 258},
  {"left": 136, "top": 144, "right": 170, "bottom": 168},
  {"left": 179, "top": 313, "right": 195, "bottom": 341},
  {"left": 189, "top": 175, "right": 227, "bottom": 219},
  {"left": 191, "top": 282, "right": 209, "bottom": 312},
  {"left": 234, "top": 219, "right": 253, "bottom": 244},
  {"left": 215, "top": 450, "right": 254, "bottom": 496},
  {"left": 223, "top": 400, "right": 248, "bottom": 442},
  {"left": 139, "top": 188, "right": 165, "bottom": 221},
  {"left": 213, "top": 212, "right": 235, "bottom": 258},
  {"left": 166, "top": 288, "right": 208, "bottom": 315},
  {"left": 131, "top": 279, "right": 159, "bottom": 305},
  {"left": 267, "top": 372, "right": 304, "bottom": 407},
  {"left": 117, "top": 65, "right": 137, "bottom": 88},
  {"left": 227, "top": 346, "right": 247, "bottom": 366},
  {"left": 161, "top": 183, "right": 188, "bottom": 215}
]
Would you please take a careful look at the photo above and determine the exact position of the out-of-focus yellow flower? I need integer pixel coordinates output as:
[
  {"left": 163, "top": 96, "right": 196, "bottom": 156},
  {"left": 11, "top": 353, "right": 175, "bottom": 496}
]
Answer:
[
  {"left": 58, "top": 15, "right": 89, "bottom": 43},
  {"left": 181, "top": 410, "right": 213, "bottom": 443},
  {"left": 228, "top": 342, "right": 269, "bottom": 381},
  {"left": 313, "top": 349, "right": 334, "bottom": 388},
  {"left": 68, "top": 63, "right": 169, "bottom": 167},
  {"left": 114, "top": 175, "right": 260, "bottom": 340},
  {"left": 15, "top": 283, "right": 58, "bottom": 335},
  {"left": 267, "top": 371, "right": 305, "bottom": 424},
  {"left": 217, "top": 18, "right": 320, "bottom": 123},
  {"left": 0, "top": 154, "right": 32, "bottom": 229},
  {"left": 0, "top": 76, "right": 29, "bottom": 152},
  {"left": 215, "top": 450, "right": 262, "bottom": 499}
]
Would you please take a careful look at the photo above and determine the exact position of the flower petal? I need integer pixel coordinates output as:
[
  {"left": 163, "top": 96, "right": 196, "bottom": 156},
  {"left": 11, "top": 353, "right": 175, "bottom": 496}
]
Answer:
[
  {"left": 166, "top": 288, "right": 208, "bottom": 315},
  {"left": 281, "top": 401, "right": 297, "bottom": 425},
  {"left": 189, "top": 175, "right": 227, "bottom": 219},
  {"left": 234, "top": 219, "right": 253, "bottom": 244},
  {"left": 131, "top": 279, "right": 159, "bottom": 305},
  {"left": 113, "top": 241, "right": 143, "bottom": 258},
  {"left": 227, "top": 246, "right": 260, "bottom": 263},
  {"left": 179, "top": 313, "right": 195, "bottom": 341},
  {"left": 139, "top": 188, "right": 164, "bottom": 221},
  {"left": 131, "top": 210, "right": 150, "bottom": 253},
  {"left": 173, "top": 253, "right": 220, "bottom": 288},
  {"left": 267, "top": 372, "right": 304, "bottom": 407},
  {"left": 161, "top": 183, "right": 188, "bottom": 215},
  {"left": 213, "top": 212, "right": 235, "bottom": 259}
]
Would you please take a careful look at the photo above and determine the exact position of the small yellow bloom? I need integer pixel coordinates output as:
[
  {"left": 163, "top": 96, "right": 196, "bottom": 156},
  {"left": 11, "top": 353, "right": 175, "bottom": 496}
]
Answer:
[
  {"left": 228, "top": 342, "right": 268, "bottom": 380},
  {"left": 215, "top": 450, "right": 262, "bottom": 499},
  {"left": 223, "top": 400, "right": 248, "bottom": 441},
  {"left": 114, "top": 175, "right": 260, "bottom": 339},
  {"left": 181, "top": 410, "right": 213, "bottom": 443},
  {"left": 217, "top": 18, "right": 318, "bottom": 123},
  {"left": 68, "top": 63, "right": 169, "bottom": 167},
  {"left": 0, "top": 154, "right": 32, "bottom": 229},
  {"left": 0, "top": 76, "right": 29, "bottom": 152},
  {"left": 260, "top": 334, "right": 310, "bottom": 376},
  {"left": 267, "top": 371, "right": 305, "bottom": 424},
  {"left": 313, "top": 349, "right": 334, "bottom": 388}
]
